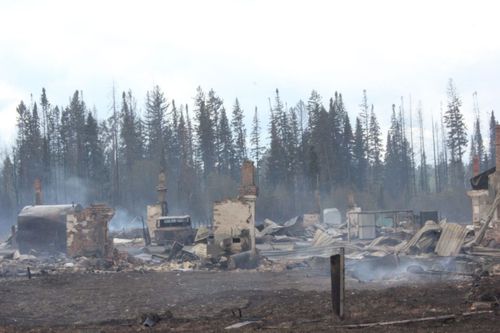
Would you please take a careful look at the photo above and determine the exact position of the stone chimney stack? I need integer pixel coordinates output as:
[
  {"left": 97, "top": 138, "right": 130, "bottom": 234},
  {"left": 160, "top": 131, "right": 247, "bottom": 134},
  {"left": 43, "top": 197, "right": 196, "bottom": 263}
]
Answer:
[
  {"left": 34, "top": 178, "right": 42, "bottom": 205},
  {"left": 156, "top": 170, "right": 168, "bottom": 216},
  {"left": 239, "top": 160, "right": 258, "bottom": 254},
  {"left": 473, "top": 155, "right": 480, "bottom": 176},
  {"left": 496, "top": 125, "right": 500, "bottom": 173},
  {"left": 239, "top": 160, "right": 258, "bottom": 197}
]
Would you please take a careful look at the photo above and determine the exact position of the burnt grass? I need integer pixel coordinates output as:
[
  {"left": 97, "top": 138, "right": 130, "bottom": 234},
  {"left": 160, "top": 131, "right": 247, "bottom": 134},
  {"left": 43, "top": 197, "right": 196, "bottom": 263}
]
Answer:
[{"left": 0, "top": 269, "right": 498, "bottom": 332}]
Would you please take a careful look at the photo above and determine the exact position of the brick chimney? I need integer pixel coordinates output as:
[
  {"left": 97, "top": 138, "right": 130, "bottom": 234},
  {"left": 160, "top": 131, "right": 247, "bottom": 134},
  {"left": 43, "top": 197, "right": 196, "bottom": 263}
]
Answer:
[
  {"left": 34, "top": 178, "right": 42, "bottom": 205},
  {"left": 473, "top": 155, "right": 480, "bottom": 176},
  {"left": 496, "top": 125, "right": 500, "bottom": 173},
  {"left": 239, "top": 160, "right": 258, "bottom": 197}
]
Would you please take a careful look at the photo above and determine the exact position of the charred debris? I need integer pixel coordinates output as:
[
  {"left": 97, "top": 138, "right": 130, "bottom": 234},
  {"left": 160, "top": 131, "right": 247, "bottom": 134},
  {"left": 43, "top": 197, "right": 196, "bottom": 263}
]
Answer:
[{"left": 1, "top": 147, "right": 500, "bottom": 282}]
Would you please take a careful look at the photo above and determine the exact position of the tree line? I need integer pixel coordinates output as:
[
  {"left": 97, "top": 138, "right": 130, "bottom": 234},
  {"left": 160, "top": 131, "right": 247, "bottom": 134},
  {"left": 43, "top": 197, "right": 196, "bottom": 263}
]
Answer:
[{"left": 0, "top": 79, "right": 495, "bottom": 231}]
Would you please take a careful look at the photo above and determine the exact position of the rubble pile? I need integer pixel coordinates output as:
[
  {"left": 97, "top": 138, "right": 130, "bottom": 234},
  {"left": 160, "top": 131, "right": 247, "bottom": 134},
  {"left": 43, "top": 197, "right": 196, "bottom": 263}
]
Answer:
[{"left": 2, "top": 210, "right": 500, "bottom": 281}]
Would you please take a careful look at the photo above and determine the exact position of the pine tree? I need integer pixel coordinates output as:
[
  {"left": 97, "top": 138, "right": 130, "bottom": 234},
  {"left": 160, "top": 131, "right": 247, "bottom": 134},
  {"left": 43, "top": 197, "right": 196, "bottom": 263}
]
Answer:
[
  {"left": 144, "top": 85, "right": 168, "bottom": 168},
  {"left": 1, "top": 156, "right": 16, "bottom": 224},
  {"left": 444, "top": 79, "right": 468, "bottom": 187},
  {"left": 471, "top": 92, "right": 485, "bottom": 168},
  {"left": 307, "top": 90, "right": 333, "bottom": 188},
  {"left": 266, "top": 90, "right": 286, "bottom": 187},
  {"left": 84, "top": 112, "right": 107, "bottom": 200},
  {"left": 384, "top": 105, "right": 413, "bottom": 200},
  {"left": 217, "top": 107, "right": 235, "bottom": 175},
  {"left": 367, "top": 105, "right": 383, "bottom": 190},
  {"left": 340, "top": 113, "right": 353, "bottom": 185},
  {"left": 417, "top": 102, "right": 429, "bottom": 192},
  {"left": 231, "top": 98, "right": 247, "bottom": 168},
  {"left": 489, "top": 110, "right": 497, "bottom": 169},
  {"left": 359, "top": 89, "right": 370, "bottom": 145},
  {"left": 120, "top": 91, "right": 142, "bottom": 170},
  {"left": 328, "top": 96, "right": 343, "bottom": 184},
  {"left": 194, "top": 87, "right": 216, "bottom": 176},
  {"left": 352, "top": 117, "right": 367, "bottom": 190},
  {"left": 177, "top": 107, "right": 195, "bottom": 210},
  {"left": 250, "top": 107, "right": 264, "bottom": 172}
]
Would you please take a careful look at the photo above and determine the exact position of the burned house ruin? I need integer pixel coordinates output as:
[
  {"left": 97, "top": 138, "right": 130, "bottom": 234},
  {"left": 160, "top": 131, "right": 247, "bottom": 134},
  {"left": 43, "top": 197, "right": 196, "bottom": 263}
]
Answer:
[
  {"left": 15, "top": 180, "right": 115, "bottom": 258},
  {"left": 211, "top": 160, "right": 258, "bottom": 256},
  {"left": 467, "top": 124, "right": 500, "bottom": 246},
  {"left": 146, "top": 170, "right": 194, "bottom": 245}
]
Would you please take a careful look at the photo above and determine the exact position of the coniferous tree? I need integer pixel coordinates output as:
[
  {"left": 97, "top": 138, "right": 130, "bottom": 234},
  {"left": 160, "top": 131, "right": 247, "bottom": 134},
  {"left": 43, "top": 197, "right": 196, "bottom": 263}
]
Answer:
[
  {"left": 120, "top": 91, "right": 143, "bottom": 171},
  {"left": 359, "top": 89, "right": 370, "bottom": 145},
  {"left": 417, "top": 102, "right": 429, "bottom": 192},
  {"left": 368, "top": 105, "right": 383, "bottom": 190},
  {"left": 340, "top": 113, "right": 353, "bottom": 185},
  {"left": 84, "top": 112, "right": 107, "bottom": 200},
  {"left": 177, "top": 107, "right": 195, "bottom": 208},
  {"left": 328, "top": 96, "right": 343, "bottom": 184},
  {"left": 250, "top": 107, "right": 264, "bottom": 169},
  {"left": 489, "top": 110, "right": 497, "bottom": 169},
  {"left": 144, "top": 86, "right": 168, "bottom": 168},
  {"left": 231, "top": 98, "right": 247, "bottom": 169},
  {"left": 1, "top": 156, "right": 16, "bottom": 226},
  {"left": 352, "top": 117, "right": 367, "bottom": 190},
  {"left": 194, "top": 87, "right": 216, "bottom": 176},
  {"left": 217, "top": 107, "right": 235, "bottom": 175},
  {"left": 307, "top": 90, "right": 333, "bottom": 189},
  {"left": 266, "top": 90, "right": 287, "bottom": 187},
  {"left": 384, "top": 105, "right": 413, "bottom": 200},
  {"left": 444, "top": 79, "right": 468, "bottom": 187}
]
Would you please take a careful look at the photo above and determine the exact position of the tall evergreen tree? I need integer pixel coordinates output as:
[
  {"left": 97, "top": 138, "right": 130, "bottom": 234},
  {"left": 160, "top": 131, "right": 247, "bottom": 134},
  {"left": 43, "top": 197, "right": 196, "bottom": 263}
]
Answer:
[
  {"left": 359, "top": 89, "right": 370, "bottom": 145},
  {"left": 83, "top": 112, "right": 107, "bottom": 200},
  {"left": 144, "top": 85, "right": 168, "bottom": 168},
  {"left": 231, "top": 98, "right": 247, "bottom": 168},
  {"left": 417, "top": 102, "right": 429, "bottom": 192},
  {"left": 367, "top": 105, "right": 383, "bottom": 190},
  {"left": 217, "top": 107, "right": 235, "bottom": 175},
  {"left": 266, "top": 90, "right": 287, "bottom": 187},
  {"left": 340, "top": 113, "right": 353, "bottom": 185},
  {"left": 194, "top": 87, "right": 216, "bottom": 176},
  {"left": 352, "top": 117, "right": 367, "bottom": 190},
  {"left": 489, "top": 110, "right": 497, "bottom": 169},
  {"left": 1, "top": 156, "right": 16, "bottom": 225},
  {"left": 444, "top": 79, "right": 468, "bottom": 187},
  {"left": 250, "top": 107, "right": 263, "bottom": 165}
]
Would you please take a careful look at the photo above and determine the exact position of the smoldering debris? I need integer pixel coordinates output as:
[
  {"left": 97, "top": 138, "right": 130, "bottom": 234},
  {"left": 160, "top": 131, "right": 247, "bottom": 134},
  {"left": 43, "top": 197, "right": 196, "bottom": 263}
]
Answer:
[
  {"left": 1, "top": 160, "right": 499, "bottom": 284},
  {"left": 1, "top": 209, "right": 497, "bottom": 284}
]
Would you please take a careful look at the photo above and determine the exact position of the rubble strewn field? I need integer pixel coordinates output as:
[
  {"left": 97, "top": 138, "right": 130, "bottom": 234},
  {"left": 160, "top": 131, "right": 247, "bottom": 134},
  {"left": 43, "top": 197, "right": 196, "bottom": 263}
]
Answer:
[
  {"left": 1, "top": 190, "right": 500, "bottom": 331},
  {"left": 0, "top": 269, "right": 498, "bottom": 332}
]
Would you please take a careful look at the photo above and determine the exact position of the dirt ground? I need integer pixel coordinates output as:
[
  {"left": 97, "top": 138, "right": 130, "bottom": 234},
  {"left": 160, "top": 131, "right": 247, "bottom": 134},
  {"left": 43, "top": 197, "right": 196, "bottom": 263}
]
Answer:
[{"left": 0, "top": 267, "right": 499, "bottom": 332}]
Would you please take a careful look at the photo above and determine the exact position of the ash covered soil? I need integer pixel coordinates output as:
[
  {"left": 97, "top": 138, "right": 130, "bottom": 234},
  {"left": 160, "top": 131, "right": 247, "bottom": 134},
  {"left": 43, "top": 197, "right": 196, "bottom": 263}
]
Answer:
[{"left": 0, "top": 269, "right": 498, "bottom": 332}]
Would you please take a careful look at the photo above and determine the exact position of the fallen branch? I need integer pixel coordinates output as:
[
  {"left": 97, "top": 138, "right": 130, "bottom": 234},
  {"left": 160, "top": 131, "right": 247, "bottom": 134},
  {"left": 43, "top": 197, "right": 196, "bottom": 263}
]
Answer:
[{"left": 337, "top": 311, "right": 493, "bottom": 329}]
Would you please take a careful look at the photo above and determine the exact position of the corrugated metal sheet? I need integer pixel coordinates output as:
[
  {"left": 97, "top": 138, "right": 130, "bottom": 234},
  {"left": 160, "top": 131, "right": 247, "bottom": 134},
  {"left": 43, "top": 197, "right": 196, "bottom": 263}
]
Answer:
[
  {"left": 399, "top": 221, "right": 441, "bottom": 254},
  {"left": 435, "top": 223, "right": 468, "bottom": 257},
  {"left": 18, "top": 204, "right": 81, "bottom": 220}
]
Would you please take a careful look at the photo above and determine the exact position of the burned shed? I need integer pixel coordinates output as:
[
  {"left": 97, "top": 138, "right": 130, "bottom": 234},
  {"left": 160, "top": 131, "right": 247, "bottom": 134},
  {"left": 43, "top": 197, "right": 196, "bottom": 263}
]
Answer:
[
  {"left": 17, "top": 204, "right": 82, "bottom": 254},
  {"left": 17, "top": 203, "right": 115, "bottom": 257}
]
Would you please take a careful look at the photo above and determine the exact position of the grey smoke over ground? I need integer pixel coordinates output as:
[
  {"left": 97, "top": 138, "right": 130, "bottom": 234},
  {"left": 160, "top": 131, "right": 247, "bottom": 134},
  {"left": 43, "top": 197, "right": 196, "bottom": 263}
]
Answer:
[
  {"left": 347, "top": 255, "right": 469, "bottom": 282},
  {"left": 108, "top": 208, "right": 143, "bottom": 232}
]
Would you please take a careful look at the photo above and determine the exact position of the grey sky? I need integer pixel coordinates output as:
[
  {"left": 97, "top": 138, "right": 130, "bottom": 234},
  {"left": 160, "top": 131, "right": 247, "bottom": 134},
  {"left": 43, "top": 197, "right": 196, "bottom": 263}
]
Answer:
[{"left": 1, "top": 0, "right": 500, "bottom": 157}]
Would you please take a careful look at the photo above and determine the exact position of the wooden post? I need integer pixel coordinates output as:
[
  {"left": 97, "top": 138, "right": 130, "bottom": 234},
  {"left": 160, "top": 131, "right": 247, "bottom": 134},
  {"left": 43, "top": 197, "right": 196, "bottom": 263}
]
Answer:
[{"left": 331, "top": 247, "right": 345, "bottom": 319}]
